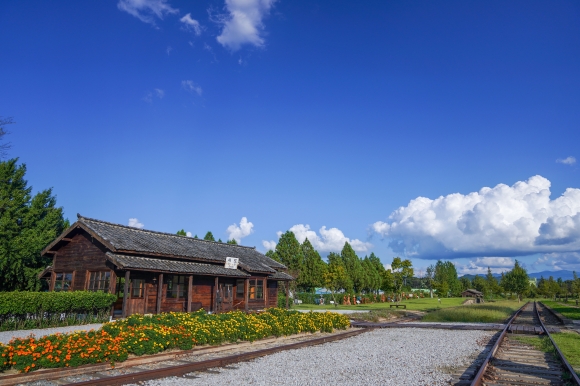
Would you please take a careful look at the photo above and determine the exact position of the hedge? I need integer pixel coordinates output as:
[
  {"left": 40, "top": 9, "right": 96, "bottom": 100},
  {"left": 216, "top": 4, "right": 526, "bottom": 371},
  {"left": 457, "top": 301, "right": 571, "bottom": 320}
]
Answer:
[
  {"left": 0, "top": 308, "right": 350, "bottom": 373},
  {"left": 0, "top": 291, "right": 117, "bottom": 331}
]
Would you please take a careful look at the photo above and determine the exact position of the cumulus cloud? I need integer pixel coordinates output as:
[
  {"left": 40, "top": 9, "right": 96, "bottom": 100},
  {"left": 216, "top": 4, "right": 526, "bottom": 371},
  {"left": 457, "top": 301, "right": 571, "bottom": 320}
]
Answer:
[
  {"left": 226, "top": 217, "right": 254, "bottom": 243},
  {"left": 557, "top": 156, "right": 576, "bottom": 165},
  {"left": 180, "top": 13, "right": 202, "bottom": 35},
  {"left": 266, "top": 224, "right": 372, "bottom": 253},
  {"left": 117, "top": 0, "right": 178, "bottom": 26},
  {"left": 128, "top": 218, "right": 145, "bottom": 229},
  {"left": 215, "top": 0, "right": 275, "bottom": 51},
  {"left": 262, "top": 240, "right": 277, "bottom": 251},
  {"left": 181, "top": 80, "right": 202, "bottom": 96},
  {"left": 458, "top": 257, "right": 515, "bottom": 275},
  {"left": 536, "top": 252, "right": 580, "bottom": 270},
  {"left": 186, "top": 231, "right": 192, "bottom": 237},
  {"left": 372, "top": 175, "right": 580, "bottom": 259}
]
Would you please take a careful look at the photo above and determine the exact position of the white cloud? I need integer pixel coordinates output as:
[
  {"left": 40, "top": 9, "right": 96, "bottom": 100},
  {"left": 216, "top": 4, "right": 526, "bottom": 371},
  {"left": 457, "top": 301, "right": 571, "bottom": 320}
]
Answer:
[
  {"left": 215, "top": 0, "right": 275, "bottom": 51},
  {"left": 372, "top": 175, "right": 580, "bottom": 259},
  {"left": 226, "top": 217, "right": 254, "bottom": 243},
  {"left": 186, "top": 231, "right": 192, "bottom": 237},
  {"left": 262, "top": 240, "right": 277, "bottom": 251},
  {"left": 117, "top": 0, "right": 178, "bottom": 26},
  {"left": 128, "top": 218, "right": 145, "bottom": 229},
  {"left": 457, "top": 257, "right": 515, "bottom": 276},
  {"left": 536, "top": 252, "right": 580, "bottom": 271},
  {"left": 181, "top": 80, "right": 202, "bottom": 96},
  {"left": 287, "top": 224, "right": 372, "bottom": 252},
  {"left": 143, "top": 89, "right": 164, "bottom": 103},
  {"left": 154, "top": 88, "right": 164, "bottom": 98},
  {"left": 180, "top": 13, "right": 202, "bottom": 36},
  {"left": 557, "top": 156, "right": 576, "bottom": 165}
]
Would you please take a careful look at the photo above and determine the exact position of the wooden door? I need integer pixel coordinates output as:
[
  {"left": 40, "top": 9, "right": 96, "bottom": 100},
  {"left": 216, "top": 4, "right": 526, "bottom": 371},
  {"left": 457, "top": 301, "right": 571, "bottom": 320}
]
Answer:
[{"left": 218, "top": 283, "right": 233, "bottom": 312}]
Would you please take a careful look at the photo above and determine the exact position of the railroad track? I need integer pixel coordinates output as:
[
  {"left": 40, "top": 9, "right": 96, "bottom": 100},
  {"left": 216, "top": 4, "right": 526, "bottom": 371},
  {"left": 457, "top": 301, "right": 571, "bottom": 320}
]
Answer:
[
  {"left": 452, "top": 301, "right": 580, "bottom": 386},
  {"left": 0, "top": 327, "right": 369, "bottom": 386}
]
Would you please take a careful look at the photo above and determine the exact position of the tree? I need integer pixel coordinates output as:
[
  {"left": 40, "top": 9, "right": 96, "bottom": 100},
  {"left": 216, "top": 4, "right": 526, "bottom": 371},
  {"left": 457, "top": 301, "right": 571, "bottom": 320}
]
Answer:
[
  {"left": 275, "top": 231, "right": 304, "bottom": 295},
  {"left": 573, "top": 271, "right": 580, "bottom": 299},
  {"left": 501, "top": 260, "right": 529, "bottom": 302},
  {"left": 434, "top": 260, "right": 461, "bottom": 297},
  {"left": 425, "top": 265, "right": 436, "bottom": 298},
  {"left": 193, "top": 234, "right": 198, "bottom": 238},
  {"left": 485, "top": 267, "right": 501, "bottom": 299},
  {"left": 340, "top": 242, "right": 364, "bottom": 293},
  {"left": 299, "top": 238, "right": 326, "bottom": 292},
  {"left": 472, "top": 275, "right": 487, "bottom": 294},
  {"left": 368, "top": 252, "right": 386, "bottom": 294},
  {"left": 227, "top": 239, "right": 238, "bottom": 245},
  {"left": 203, "top": 231, "right": 215, "bottom": 241},
  {"left": 176, "top": 229, "right": 187, "bottom": 236},
  {"left": 0, "top": 117, "right": 14, "bottom": 160},
  {"left": 323, "top": 252, "right": 350, "bottom": 304},
  {"left": 390, "top": 256, "right": 413, "bottom": 301},
  {"left": 217, "top": 238, "right": 222, "bottom": 243},
  {"left": 460, "top": 276, "right": 472, "bottom": 291},
  {"left": 0, "top": 159, "right": 68, "bottom": 291},
  {"left": 265, "top": 249, "right": 280, "bottom": 262}
]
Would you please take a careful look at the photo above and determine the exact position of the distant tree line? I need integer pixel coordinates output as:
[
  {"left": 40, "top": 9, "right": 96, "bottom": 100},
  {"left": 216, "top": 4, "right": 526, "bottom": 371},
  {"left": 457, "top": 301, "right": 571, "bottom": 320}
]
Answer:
[{"left": 175, "top": 229, "right": 237, "bottom": 244}]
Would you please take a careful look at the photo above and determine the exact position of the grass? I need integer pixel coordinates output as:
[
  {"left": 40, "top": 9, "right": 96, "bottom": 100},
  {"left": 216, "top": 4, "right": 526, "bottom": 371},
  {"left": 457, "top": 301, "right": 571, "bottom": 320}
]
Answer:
[
  {"left": 293, "top": 297, "right": 466, "bottom": 312},
  {"left": 511, "top": 335, "right": 555, "bottom": 353},
  {"left": 512, "top": 332, "right": 580, "bottom": 377},
  {"left": 347, "top": 309, "right": 406, "bottom": 322},
  {"left": 420, "top": 301, "right": 522, "bottom": 323},
  {"left": 541, "top": 300, "right": 580, "bottom": 320}
]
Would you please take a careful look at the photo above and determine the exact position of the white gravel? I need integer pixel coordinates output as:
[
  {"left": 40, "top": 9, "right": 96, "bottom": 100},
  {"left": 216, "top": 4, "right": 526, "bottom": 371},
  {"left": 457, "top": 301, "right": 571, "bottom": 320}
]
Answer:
[
  {"left": 141, "top": 328, "right": 493, "bottom": 386},
  {"left": 0, "top": 323, "right": 103, "bottom": 344}
]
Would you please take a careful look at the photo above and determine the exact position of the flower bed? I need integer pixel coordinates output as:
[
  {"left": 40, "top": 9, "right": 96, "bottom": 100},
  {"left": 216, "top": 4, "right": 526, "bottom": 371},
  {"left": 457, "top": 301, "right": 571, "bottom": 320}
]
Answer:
[{"left": 0, "top": 308, "right": 349, "bottom": 373}]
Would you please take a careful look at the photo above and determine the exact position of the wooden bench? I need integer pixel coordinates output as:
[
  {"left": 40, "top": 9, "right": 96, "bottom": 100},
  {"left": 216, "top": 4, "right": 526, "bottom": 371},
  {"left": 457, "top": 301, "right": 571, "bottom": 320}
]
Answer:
[{"left": 390, "top": 304, "right": 406, "bottom": 309}]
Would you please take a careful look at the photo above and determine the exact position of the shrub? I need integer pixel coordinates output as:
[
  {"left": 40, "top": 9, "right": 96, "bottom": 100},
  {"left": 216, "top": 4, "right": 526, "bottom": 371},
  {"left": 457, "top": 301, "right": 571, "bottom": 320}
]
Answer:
[{"left": 0, "top": 291, "right": 117, "bottom": 331}]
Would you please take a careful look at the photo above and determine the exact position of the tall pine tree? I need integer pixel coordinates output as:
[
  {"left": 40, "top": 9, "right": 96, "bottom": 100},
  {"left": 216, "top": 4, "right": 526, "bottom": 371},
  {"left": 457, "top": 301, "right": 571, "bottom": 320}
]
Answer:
[
  {"left": 340, "top": 242, "right": 364, "bottom": 293},
  {"left": 0, "top": 159, "right": 67, "bottom": 291},
  {"left": 203, "top": 231, "right": 215, "bottom": 241},
  {"left": 299, "top": 238, "right": 326, "bottom": 292}
]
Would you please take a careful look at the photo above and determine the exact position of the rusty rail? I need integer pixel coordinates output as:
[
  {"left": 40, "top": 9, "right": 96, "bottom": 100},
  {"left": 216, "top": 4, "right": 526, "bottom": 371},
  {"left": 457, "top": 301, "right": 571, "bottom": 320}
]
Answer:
[
  {"left": 469, "top": 301, "right": 528, "bottom": 386},
  {"left": 535, "top": 301, "right": 580, "bottom": 385}
]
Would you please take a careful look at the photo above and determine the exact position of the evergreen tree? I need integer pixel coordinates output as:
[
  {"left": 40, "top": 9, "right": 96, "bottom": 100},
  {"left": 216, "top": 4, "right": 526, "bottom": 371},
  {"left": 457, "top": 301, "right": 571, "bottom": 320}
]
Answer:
[
  {"left": 203, "top": 231, "right": 215, "bottom": 241},
  {"left": 275, "top": 231, "right": 304, "bottom": 295},
  {"left": 501, "top": 260, "right": 529, "bottom": 302},
  {"left": 193, "top": 234, "right": 198, "bottom": 238},
  {"left": 217, "top": 238, "right": 222, "bottom": 243},
  {"left": 390, "top": 256, "right": 414, "bottom": 300},
  {"left": 0, "top": 159, "right": 67, "bottom": 291},
  {"left": 323, "top": 252, "right": 350, "bottom": 303},
  {"left": 340, "top": 242, "right": 364, "bottom": 293},
  {"left": 299, "top": 238, "right": 326, "bottom": 292},
  {"left": 265, "top": 249, "right": 280, "bottom": 262},
  {"left": 485, "top": 267, "right": 501, "bottom": 299},
  {"left": 460, "top": 276, "right": 472, "bottom": 290},
  {"left": 472, "top": 275, "right": 487, "bottom": 294},
  {"left": 176, "top": 229, "right": 186, "bottom": 236},
  {"left": 434, "top": 260, "right": 461, "bottom": 297},
  {"left": 226, "top": 239, "right": 238, "bottom": 245}
]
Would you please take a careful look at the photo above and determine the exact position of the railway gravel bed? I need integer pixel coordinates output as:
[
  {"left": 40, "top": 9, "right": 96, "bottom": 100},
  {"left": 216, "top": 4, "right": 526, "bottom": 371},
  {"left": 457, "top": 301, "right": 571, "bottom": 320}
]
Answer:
[{"left": 136, "top": 328, "right": 495, "bottom": 386}]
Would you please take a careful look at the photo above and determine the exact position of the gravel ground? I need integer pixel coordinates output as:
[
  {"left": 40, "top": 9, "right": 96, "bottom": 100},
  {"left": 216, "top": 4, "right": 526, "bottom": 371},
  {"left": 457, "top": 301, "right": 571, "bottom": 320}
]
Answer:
[
  {"left": 0, "top": 323, "right": 103, "bottom": 344},
  {"left": 139, "top": 328, "right": 494, "bottom": 386}
]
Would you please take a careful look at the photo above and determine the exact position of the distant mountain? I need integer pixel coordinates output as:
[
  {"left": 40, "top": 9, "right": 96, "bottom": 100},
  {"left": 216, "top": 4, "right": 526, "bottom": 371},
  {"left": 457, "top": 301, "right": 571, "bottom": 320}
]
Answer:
[
  {"left": 528, "top": 270, "right": 576, "bottom": 281},
  {"left": 460, "top": 273, "right": 502, "bottom": 281},
  {"left": 460, "top": 270, "right": 577, "bottom": 281}
]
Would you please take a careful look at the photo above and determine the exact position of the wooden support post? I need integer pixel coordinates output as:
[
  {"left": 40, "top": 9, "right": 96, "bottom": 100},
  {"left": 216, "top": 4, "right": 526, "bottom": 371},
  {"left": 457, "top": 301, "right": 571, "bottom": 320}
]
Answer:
[
  {"left": 50, "top": 271, "right": 56, "bottom": 292},
  {"left": 244, "top": 278, "right": 249, "bottom": 312},
  {"left": 122, "top": 271, "right": 130, "bottom": 318},
  {"left": 156, "top": 273, "right": 163, "bottom": 314},
  {"left": 264, "top": 278, "right": 267, "bottom": 308},
  {"left": 187, "top": 275, "right": 193, "bottom": 313},
  {"left": 214, "top": 277, "right": 219, "bottom": 312},
  {"left": 285, "top": 281, "right": 289, "bottom": 309}
]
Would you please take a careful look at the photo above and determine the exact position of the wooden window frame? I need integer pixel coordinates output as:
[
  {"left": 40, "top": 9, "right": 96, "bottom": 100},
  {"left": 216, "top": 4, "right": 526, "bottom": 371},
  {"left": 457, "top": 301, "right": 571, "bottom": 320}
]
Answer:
[
  {"left": 248, "top": 279, "right": 264, "bottom": 300},
  {"left": 130, "top": 278, "right": 145, "bottom": 298},
  {"left": 86, "top": 271, "right": 111, "bottom": 292},
  {"left": 53, "top": 272, "right": 74, "bottom": 292},
  {"left": 235, "top": 279, "right": 245, "bottom": 298},
  {"left": 166, "top": 275, "right": 187, "bottom": 300}
]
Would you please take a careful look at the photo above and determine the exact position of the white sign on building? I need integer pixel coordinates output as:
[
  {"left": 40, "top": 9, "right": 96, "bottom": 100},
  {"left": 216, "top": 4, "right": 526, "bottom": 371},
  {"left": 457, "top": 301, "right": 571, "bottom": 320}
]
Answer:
[{"left": 224, "top": 257, "right": 239, "bottom": 269}]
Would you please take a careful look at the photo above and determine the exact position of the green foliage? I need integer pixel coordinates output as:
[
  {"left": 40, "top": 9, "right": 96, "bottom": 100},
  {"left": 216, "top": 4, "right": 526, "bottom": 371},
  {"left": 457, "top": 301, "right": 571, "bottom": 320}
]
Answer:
[
  {"left": 434, "top": 260, "right": 461, "bottom": 297},
  {"left": 389, "top": 256, "right": 414, "bottom": 298},
  {"left": 299, "top": 238, "right": 327, "bottom": 292},
  {"left": 217, "top": 238, "right": 222, "bottom": 243},
  {"left": 0, "top": 291, "right": 116, "bottom": 331},
  {"left": 501, "top": 260, "right": 529, "bottom": 301},
  {"left": 275, "top": 231, "right": 303, "bottom": 279},
  {"left": 203, "top": 231, "right": 215, "bottom": 241},
  {"left": 421, "top": 301, "right": 522, "bottom": 323},
  {"left": 486, "top": 267, "right": 502, "bottom": 299},
  {"left": 472, "top": 275, "right": 487, "bottom": 294},
  {"left": 176, "top": 229, "right": 187, "bottom": 236},
  {"left": 323, "top": 252, "right": 350, "bottom": 302},
  {"left": 0, "top": 309, "right": 350, "bottom": 373},
  {"left": 0, "top": 159, "right": 68, "bottom": 291},
  {"left": 226, "top": 239, "right": 238, "bottom": 244},
  {"left": 424, "top": 265, "right": 435, "bottom": 298},
  {"left": 340, "top": 242, "right": 365, "bottom": 293},
  {"left": 265, "top": 249, "right": 280, "bottom": 262}
]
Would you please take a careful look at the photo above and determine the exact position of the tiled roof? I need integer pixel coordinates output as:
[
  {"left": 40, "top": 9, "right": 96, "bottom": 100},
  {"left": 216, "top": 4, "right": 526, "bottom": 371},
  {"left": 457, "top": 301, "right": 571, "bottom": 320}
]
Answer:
[
  {"left": 106, "top": 253, "right": 250, "bottom": 277},
  {"left": 268, "top": 271, "right": 294, "bottom": 280},
  {"left": 75, "top": 215, "right": 286, "bottom": 274}
]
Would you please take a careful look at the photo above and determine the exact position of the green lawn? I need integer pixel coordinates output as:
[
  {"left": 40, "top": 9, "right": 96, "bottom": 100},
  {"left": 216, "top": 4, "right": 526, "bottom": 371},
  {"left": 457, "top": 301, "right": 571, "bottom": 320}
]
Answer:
[
  {"left": 552, "top": 331, "right": 580, "bottom": 375},
  {"left": 541, "top": 300, "right": 580, "bottom": 320},
  {"left": 292, "top": 297, "right": 466, "bottom": 312},
  {"left": 421, "top": 301, "right": 523, "bottom": 323}
]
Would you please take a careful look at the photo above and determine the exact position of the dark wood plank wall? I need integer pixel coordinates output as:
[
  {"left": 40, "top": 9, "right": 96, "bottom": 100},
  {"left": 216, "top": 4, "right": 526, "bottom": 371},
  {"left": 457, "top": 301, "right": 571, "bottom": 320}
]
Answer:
[
  {"left": 52, "top": 231, "right": 110, "bottom": 291},
  {"left": 267, "top": 280, "right": 278, "bottom": 307},
  {"left": 192, "top": 276, "right": 215, "bottom": 311}
]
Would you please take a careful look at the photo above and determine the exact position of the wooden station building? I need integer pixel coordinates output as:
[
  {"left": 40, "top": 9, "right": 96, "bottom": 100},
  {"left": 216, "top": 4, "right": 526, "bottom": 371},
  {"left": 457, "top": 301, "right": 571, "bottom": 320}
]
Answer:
[{"left": 39, "top": 215, "right": 293, "bottom": 317}]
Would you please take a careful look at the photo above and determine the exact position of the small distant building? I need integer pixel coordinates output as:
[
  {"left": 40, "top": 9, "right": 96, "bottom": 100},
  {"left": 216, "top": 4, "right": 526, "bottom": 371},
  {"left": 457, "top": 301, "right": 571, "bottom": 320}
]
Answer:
[
  {"left": 529, "top": 278, "right": 537, "bottom": 287},
  {"left": 461, "top": 289, "right": 484, "bottom": 298}
]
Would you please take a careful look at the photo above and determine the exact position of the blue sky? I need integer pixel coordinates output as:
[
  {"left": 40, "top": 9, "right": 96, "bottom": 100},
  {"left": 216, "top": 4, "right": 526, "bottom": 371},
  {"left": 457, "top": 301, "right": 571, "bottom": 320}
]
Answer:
[{"left": 1, "top": 0, "right": 579, "bottom": 276}]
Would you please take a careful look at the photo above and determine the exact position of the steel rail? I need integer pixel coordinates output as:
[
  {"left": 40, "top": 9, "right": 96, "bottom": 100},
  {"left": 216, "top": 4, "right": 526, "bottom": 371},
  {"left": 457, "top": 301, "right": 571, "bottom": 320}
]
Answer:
[
  {"left": 64, "top": 327, "right": 370, "bottom": 386},
  {"left": 469, "top": 301, "right": 528, "bottom": 386},
  {"left": 534, "top": 301, "right": 580, "bottom": 385}
]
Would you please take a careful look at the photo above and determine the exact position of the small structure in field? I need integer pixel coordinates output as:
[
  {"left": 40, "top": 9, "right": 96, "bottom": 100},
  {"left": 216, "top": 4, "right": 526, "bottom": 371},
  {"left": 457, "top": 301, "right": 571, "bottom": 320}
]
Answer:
[{"left": 461, "top": 289, "right": 484, "bottom": 303}]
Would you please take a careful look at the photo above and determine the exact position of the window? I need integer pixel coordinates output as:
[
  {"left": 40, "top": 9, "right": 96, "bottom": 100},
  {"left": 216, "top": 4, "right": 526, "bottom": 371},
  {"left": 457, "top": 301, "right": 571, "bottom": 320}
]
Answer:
[
  {"left": 130, "top": 279, "right": 145, "bottom": 298},
  {"left": 236, "top": 279, "right": 245, "bottom": 298},
  {"left": 54, "top": 272, "right": 73, "bottom": 291},
  {"left": 166, "top": 275, "right": 187, "bottom": 299},
  {"left": 249, "top": 279, "right": 263, "bottom": 300},
  {"left": 87, "top": 271, "right": 110, "bottom": 292}
]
